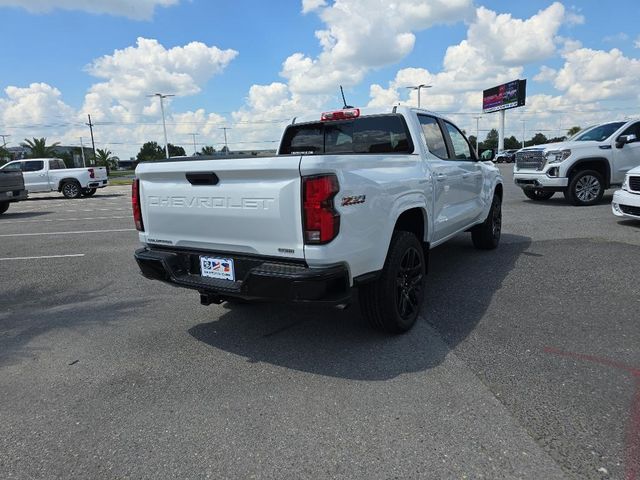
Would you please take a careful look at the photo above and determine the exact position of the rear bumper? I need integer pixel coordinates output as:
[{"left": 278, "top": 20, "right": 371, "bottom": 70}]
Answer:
[
  {"left": 88, "top": 179, "right": 109, "bottom": 188},
  {"left": 134, "top": 247, "right": 351, "bottom": 305}
]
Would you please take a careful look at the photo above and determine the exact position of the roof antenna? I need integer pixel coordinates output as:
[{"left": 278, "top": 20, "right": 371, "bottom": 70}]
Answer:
[{"left": 340, "top": 85, "right": 353, "bottom": 109}]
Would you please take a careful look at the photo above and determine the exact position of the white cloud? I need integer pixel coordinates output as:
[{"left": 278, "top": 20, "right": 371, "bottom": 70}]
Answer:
[
  {"left": 554, "top": 48, "right": 640, "bottom": 102},
  {"left": 81, "top": 37, "right": 237, "bottom": 123},
  {"left": 282, "top": 0, "right": 473, "bottom": 94},
  {"left": 301, "top": 0, "right": 326, "bottom": 14},
  {"left": 635, "top": 36, "right": 640, "bottom": 49},
  {"left": 534, "top": 66, "right": 558, "bottom": 83},
  {"left": 0, "top": 0, "right": 179, "bottom": 20}
]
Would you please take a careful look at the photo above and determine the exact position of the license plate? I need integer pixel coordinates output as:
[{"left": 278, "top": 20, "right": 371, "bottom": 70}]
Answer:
[{"left": 200, "top": 256, "right": 235, "bottom": 281}]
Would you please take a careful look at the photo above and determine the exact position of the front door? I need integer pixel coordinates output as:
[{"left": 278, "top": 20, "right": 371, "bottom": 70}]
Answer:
[{"left": 613, "top": 122, "right": 640, "bottom": 183}]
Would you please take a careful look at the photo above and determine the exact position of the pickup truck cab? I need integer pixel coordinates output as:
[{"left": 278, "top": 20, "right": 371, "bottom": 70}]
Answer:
[
  {"left": 514, "top": 120, "right": 640, "bottom": 205},
  {"left": 133, "top": 106, "right": 503, "bottom": 333},
  {"left": 0, "top": 167, "right": 28, "bottom": 214},
  {"left": 0, "top": 158, "right": 108, "bottom": 198}
]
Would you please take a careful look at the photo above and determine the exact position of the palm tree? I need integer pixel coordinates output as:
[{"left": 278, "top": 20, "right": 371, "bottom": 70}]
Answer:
[
  {"left": 21, "top": 137, "right": 60, "bottom": 158},
  {"left": 567, "top": 126, "right": 581, "bottom": 138},
  {"left": 200, "top": 145, "right": 216, "bottom": 155},
  {"left": 95, "top": 148, "right": 113, "bottom": 165}
]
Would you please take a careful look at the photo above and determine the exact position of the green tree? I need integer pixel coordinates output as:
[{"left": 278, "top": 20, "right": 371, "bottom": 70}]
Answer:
[
  {"left": 200, "top": 145, "right": 216, "bottom": 155},
  {"left": 567, "top": 126, "right": 581, "bottom": 137},
  {"left": 504, "top": 136, "right": 521, "bottom": 149},
  {"left": 21, "top": 137, "right": 60, "bottom": 158},
  {"left": 167, "top": 144, "right": 186, "bottom": 157},
  {"left": 482, "top": 128, "right": 499, "bottom": 149},
  {"left": 96, "top": 148, "right": 117, "bottom": 168},
  {"left": 136, "top": 141, "right": 165, "bottom": 162},
  {"left": 528, "top": 133, "right": 548, "bottom": 146}
]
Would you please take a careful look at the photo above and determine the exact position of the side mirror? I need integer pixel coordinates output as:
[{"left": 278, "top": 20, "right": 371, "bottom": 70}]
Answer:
[
  {"left": 479, "top": 148, "right": 495, "bottom": 161},
  {"left": 616, "top": 134, "right": 637, "bottom": 148}
]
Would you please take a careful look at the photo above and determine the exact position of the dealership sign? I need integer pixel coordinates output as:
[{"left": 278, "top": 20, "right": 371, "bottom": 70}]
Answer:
[{"left": 482, "top": 79, "right": 527, "bottom": 113}]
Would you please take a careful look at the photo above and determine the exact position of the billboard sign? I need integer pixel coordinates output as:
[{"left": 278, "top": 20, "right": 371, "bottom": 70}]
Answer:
[{"left": 482, "top": 79, "right": 526, "bottom": 113}]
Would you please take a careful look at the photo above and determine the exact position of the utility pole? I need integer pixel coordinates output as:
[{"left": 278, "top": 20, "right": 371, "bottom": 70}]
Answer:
[
  {"left": 521, "top": 119, "right": 526, "bottom": 148},
  {"left": 189, "top": 133, "right": 198, "bottom": 156},
  {"left": 406, "top": 84, "right": 432, "bottom": 109},
  {"left": 219, "top": 127, "right": 231, "bottom": 154},
  {"left": 0, "top": 134, "right": 9, "bottom": 148},
  {"left": 473, "top": 116, "right": 482, "bottom": 156},
  {"left": 148, "top": 93, "right": 175, "bottom": 159},
  {"left": 80, "top": 137, "right": 86, "bottom": 167},
  {"left": 86, "top": 114, "right": 96, "bottom": 164}
]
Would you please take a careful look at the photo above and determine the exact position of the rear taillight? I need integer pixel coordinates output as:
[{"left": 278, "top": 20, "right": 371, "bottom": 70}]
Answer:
[
  {"left": 132, "top": 178, "right": 144, "bottom": 231},
  {"left": 88, "top": 168, "right": 95, "bottom": 179},
  {"left": 302, "top": 174, "right": 340, "bottom": 244}
]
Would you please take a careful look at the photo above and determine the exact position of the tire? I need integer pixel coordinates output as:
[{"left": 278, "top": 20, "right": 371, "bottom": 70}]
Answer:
[
  {"left": 0, "top": 202, "right": 9, "bottom": 215},
  {"left": 564, "top": 170, "right": 605, "bottom": 206},
  {"left": 61, "top": 181, "right": 82, "bottom": 199},
  {"left": 523, "top": 189, "right": 554, "bottom": 201},
  {"left": 82, "top": 188, "right": 97, "bottom": 197},
  {"left": 471, "top": 193, "right": 502, "bottom": 250},
  {"left": 359, "top": 231, "right": 425, "bottom": 334}
]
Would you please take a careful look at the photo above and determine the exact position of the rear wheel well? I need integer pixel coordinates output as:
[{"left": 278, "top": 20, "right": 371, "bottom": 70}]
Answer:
[
  {"left": 394, "top": 208, "right": 426, "bottom": 243},
  {"left": 494, "top": 182, "right": 503, "bottom": 199},
  {"left": 58, "top": 178, "right": 80, "bottom": 191},
  {"left": 567, "top": 159, "right": 611, "bottom": 187}
]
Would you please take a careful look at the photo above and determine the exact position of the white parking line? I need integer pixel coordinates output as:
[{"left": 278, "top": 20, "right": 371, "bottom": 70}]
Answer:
[
  {"left": 1, "top": 216, "right": 130, "bottom": 224},
  {"left": 0, "top": 254, "right": 85, "bottom": 261},
  {"left": 0, "top": 228, "right": 136, "bottom": 237}
]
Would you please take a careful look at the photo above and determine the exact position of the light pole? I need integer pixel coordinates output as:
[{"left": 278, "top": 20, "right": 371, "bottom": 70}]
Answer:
[
  {"left": 521, "top": 119, "right": 526, "bottom": 148},
  {"left": 406, "top": 84, "right": 432, "bottom": 109},
  {"left": 189, "top": 132, "right": 198, "bottom": 156},
  {"left": 148, "top": 93, "right": 175, "bottom": 159},
  {"left": 473, "top": 115, "right": 482, "bottom": 156},
  {"left": 219, "top": 127, "right": 231, "bottom": 154}
]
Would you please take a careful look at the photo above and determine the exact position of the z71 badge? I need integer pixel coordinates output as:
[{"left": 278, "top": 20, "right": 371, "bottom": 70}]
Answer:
[{"left": 341, "top": 195, "right": 366, "bottom": 206}]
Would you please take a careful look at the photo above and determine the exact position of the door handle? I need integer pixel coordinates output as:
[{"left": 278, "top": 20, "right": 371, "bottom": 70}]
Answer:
[
  {"left": 462, "top": 173, "right": 471, "bottom": 179},
  {"left": 435, "top": 173, "right": 447, "bottom": 182},
  {"left": 186, "top": 172, "right": 219, "bottom": 186}
]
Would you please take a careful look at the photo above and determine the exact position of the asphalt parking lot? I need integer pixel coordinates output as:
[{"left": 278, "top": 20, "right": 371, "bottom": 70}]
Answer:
[{"left": 1, "top": 164, "right": 639, "bottom": 480}]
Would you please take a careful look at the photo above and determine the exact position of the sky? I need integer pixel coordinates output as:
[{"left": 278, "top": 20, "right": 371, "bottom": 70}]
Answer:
[{"left": 0, "top": 0, "right": 639, "bottom": 159}]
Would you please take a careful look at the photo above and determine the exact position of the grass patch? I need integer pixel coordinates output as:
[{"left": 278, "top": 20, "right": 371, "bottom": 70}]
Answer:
[
  {"left": 110, "top": 170, "right": 135, "bottom": 178},
  {"left": 109, "top": 179, "right": 133, "bottom": 186}
]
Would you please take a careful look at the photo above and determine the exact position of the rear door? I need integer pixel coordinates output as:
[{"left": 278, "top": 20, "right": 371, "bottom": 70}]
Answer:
[
  {"left": 137, "top": 156, "right": 305, "bottom": 259},
  {"left": 417, "top": 114, "right": 467, "bottom": 240},
  {"left": 441, "top": 120, "right": 484, "bottom": 225}
]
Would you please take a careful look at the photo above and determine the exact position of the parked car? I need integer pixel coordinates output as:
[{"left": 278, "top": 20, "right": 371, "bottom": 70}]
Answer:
[
  {"left": 132, "top": 106, "right": 503, "bottom": 333},
  {"left": 0, "top": 158, "right": 108, "bottom": 198},
  {"left": 612, "top": 165, "right": 640, "bottom": 220},
  {"left": 513, "top": 120, "right": 640, "bottom": 206},
  {"left": 494, "top": 149, "right": 517, "bottom": 163},
  {"left": 0, "top": 166, "right": 28, "bottom": 214}
]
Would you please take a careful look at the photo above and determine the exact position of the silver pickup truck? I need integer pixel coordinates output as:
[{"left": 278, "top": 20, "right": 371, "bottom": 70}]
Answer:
[{"left": 0, "top": 167, "right": 28, "bottom": 214}]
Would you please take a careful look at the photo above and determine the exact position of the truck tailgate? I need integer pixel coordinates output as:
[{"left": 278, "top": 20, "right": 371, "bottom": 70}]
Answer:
[{"left": 136, "top": 157, "right": 305, "bottom": 259}]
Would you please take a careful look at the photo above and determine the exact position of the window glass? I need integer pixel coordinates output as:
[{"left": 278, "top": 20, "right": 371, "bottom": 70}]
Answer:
[
  {"left": 574, "top": 122, "right": 625, "bottom": 141},
  {"left": 50, "top": 159, "right": 63, "bottom": 169},
  {"left": 1, "top": 162, "right": 21, "bottom": 172},
  {"left": 325, "top": 123, "right": 353, "bottom": 154},
  {"left": 444, "top": 122, "right": 473, "bottom": 160},
  {"left": 418, "top": 115, "right": 448, "bottom": 159},
  {"left": 620, "top": 122, "right": 640, "bottom": 139},
  {"left": 23, "top": 160, "right": 44, "bottom": 172},
  {"left": 279, "top": 115, "right": 412, "bottom": 155}
]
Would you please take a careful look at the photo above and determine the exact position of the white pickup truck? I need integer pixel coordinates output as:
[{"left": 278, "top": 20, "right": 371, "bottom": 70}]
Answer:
[
  {"left": 0, "top": 158, "right": 108, "bottom": 198},
  {"left": 514, "top": 120, "right": 640, "bottom": 205},
  {"left": 133, "top": 106, "right": 503, "bottom": 333}
]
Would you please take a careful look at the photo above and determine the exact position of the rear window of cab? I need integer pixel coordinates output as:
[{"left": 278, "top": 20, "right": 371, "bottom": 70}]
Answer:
[{"left": 279, "top": 114, "right": 414, "bottom": 155}]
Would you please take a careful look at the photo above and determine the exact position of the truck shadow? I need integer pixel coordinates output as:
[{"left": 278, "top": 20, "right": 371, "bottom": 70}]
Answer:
[
  {"left": 0, "top": 211, "right": 52, "bottom": 219},
  {"left": 189, "top": 233, "right": 531, "bottom": 380},
  {"left": 521, "top": 192, "right": 614, "bottom": 207}
]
